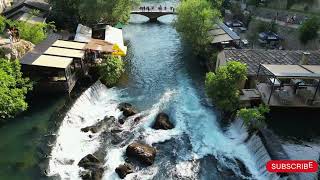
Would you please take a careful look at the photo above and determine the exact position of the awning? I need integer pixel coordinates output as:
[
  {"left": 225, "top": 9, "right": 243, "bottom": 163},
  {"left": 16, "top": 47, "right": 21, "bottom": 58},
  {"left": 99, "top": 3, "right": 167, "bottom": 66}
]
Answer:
[
  {"left": 85, "top": 39, "right": 114, "bottom": 53},
  {"left": 52, "top": 40, "right": 87, "bottom": 50},
  {"left": 261, "top": 64, "right": 320, "bottom": 78},
  {"left": 31, "top": 55, "right": 73, "bottom": 69},
  {"left": 44, "top": 47, "right": 84, "bottom": 58}
]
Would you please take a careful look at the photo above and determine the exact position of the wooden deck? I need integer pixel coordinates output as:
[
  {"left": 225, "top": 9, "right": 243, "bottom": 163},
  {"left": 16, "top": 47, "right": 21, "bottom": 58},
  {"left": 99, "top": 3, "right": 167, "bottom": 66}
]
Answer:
[{"left": 257, "top": 83, "right": 320, "bottom": 108}]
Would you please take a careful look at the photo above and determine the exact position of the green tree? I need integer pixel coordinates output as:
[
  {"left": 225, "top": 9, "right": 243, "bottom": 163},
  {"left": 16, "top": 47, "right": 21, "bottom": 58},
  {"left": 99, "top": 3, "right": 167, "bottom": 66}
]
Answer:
[
  {"left": 237, "top": 104, "right": 270, "bottom": 130},
  {"left": 174, "top": 0, "right": 221, "bottom": 55},
  {"left": 99, "top": 56, "right": 124, "bottom": 87},
  {"left": 299, "top": 17, "right": 320, "bottom": 45},
  {"left": 49, "top": 0, "right": 139, "bottom": 28},
  {"left": 205, "top": 61, "right": 247, "bottom": 114},
  {"left": 0, "top": 59, "right": 32, "bottom": 121}
]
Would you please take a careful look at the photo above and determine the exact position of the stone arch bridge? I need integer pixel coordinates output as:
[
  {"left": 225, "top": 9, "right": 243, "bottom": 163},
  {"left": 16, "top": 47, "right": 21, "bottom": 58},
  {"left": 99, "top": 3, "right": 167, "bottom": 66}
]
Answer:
[{"left": 130, "top": 10, "right": 177, "bottom": 22}]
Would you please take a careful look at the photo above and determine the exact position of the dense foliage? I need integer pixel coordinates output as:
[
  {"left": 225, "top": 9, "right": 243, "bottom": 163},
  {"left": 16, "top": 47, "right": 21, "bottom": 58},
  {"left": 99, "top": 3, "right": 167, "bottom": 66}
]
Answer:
[
  {"left": 49, "top": 0, "right": 139, "bottom": 28},
  {"left": 299, "top": 16, "right": 320, "bottom": 45},
  {"left": 257, "top": 20, "right": 278, "bottom": 33},
  {"left": 1, "top": 16, "right": 54, "bottom": 44},
  {"left": 99, "top": 56, "right": 124, "bottom": 87},
  {"left": 0, "top": 16, "right": 5, "bottom": 34},
  {"left": 174, "top": 0, "right": 221, "bottom": 55},
  {"left": 237, "top": 105, "right": 270, "bottom": 130},
  {"left": 0, "top": 59, "right": 32, "bottom": 121},
  {"left": 205, "top": 61, "right": 247, "bottom": 113}
]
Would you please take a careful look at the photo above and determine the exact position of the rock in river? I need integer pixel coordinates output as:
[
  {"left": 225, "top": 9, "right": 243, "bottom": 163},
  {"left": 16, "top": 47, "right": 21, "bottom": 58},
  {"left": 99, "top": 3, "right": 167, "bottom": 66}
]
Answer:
[
  {"left": 152, "top": 112, "right": 174, "bottom": 130},
  {"left": 115, "top": 163, "right": 134, "bottom": 179},
  {"left": 78, "top": 154, "right": 104, "bottom": 180},
  {"left": 81, "top": 116, "right": 116, "bottom": 133},
  {"left": 118, "top": 103, "right": 137, "bottom": 117},
  {"left": 126, "top": 143, "right": 156, "bottom": 166},
  {"left": 78, "top": 154, "right": 101, "bottom": 169}
]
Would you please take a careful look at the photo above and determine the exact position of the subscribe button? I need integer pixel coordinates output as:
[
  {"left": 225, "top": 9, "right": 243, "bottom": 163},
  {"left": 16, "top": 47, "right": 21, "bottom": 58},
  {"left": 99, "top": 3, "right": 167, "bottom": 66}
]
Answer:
[{"left": 266, "top": 160, "right": 318, "bottom": 173}]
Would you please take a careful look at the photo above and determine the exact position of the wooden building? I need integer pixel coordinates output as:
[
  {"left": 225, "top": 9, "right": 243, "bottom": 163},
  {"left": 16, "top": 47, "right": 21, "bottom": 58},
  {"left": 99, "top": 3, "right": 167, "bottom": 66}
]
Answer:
[{"left": 21, "top": 36, "right": 88, "bottom": 93}]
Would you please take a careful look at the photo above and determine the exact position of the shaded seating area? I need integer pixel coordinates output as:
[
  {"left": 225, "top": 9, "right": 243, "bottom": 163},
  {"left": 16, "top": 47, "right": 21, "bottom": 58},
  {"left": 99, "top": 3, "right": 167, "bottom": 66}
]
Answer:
[
  {"left": 21, "top": 39, "right": 88, "bottom": 93},
  {"left": 256, "top": 64, "right": 320, "bottom": 107}
]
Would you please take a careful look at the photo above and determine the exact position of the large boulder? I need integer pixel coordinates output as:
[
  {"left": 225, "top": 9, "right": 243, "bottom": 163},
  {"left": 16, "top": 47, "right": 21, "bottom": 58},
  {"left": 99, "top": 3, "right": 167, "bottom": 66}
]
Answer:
[
  {"left": 78, "top": 154, "right": 101, "bottom": 169},
  {"left": 79, "top": 167, "right": 104, "bottom": 180},
  {"left": 81, "top": 116, "right": 116, "bottom": 133},
  {"left": 152, "top": 112, "right": 174, "bottom": 130},
  {"left": 78, "top": 154, "right": 104, "bottom": 180},
  {"left": 126, "top": 143, "right": 156, "bottom": 166},
  {"left": 115, "top": 163, "right": 134, "bottom": 179},
  {"left": 118, "top": 103, "right": 137, "bottom": 117},
  {"left": 0, "top": 40, "right": 34, "bottom": 60}
]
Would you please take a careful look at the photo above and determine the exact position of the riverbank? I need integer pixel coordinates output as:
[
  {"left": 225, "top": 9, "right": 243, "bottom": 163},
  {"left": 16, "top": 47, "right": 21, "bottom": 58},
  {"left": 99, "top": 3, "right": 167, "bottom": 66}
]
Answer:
[{"left": 0, "top": 75, "right": 97, "bottom": 179}]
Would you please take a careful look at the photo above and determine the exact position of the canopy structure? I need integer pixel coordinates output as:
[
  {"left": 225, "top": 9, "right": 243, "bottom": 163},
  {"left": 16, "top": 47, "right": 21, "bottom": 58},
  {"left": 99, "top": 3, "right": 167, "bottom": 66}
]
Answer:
[
  {"left": 31, "top": 55, "right": 73, "bottom": 69},
  {"left": 52, "top": 40, "right": 87, "bottom": 50},
  {"left": 260, "top": 64, "right": 320, "bottom": 79},
  {"left": 85, "top": 39, "right": 114, "bottom": 53},
  {"left": 257, "top": 64, "right": 320, "bottom": 105},
  {"left": 44, "top": 47, "right": 85, "bottom": 59},
  {"left": 105, "top": 25, "right": 127, "bottom": 56}
]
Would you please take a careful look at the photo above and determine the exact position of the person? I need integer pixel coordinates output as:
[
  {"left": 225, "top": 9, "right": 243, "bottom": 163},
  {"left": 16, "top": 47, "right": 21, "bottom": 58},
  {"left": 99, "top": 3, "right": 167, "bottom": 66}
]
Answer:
[{"left": 7, "top": 29, "right": 13, "bottom": 45}]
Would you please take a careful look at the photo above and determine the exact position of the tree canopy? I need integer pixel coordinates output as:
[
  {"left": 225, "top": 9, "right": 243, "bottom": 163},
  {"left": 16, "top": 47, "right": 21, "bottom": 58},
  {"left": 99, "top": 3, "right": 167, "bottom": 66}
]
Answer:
[
  {"left": 237, "top": 105, "right": 270, "bottom": 130},
  {"left": 49, "top": 0, "right": 139, "bottom": 28},
  {"left": 174, "top": 0, "right": 221, "bottom": 55},
  {"left": 205, "top": 61, "right": 247, "bottom": 113},
  {"left": 0, "top": 59, "right": 32, "bottom": 121},
  {"left": 299, "top": 16, "right": 320, "bottom": 45},
  {"left": 99, "top": 56, "right": 124, "bottom": 87}
]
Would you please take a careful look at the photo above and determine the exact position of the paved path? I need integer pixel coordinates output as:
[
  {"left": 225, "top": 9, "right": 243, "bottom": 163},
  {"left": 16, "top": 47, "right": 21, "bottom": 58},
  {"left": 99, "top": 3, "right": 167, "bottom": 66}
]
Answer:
[{"left": 255, "top": 16, "right": 299, "bottom": 29}]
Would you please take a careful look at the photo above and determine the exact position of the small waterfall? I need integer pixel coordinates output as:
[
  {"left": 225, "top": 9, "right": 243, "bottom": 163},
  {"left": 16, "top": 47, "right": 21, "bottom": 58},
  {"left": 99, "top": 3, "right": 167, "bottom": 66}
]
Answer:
[
  {"left": 47, "top": 81, "right": 123, "bottom": 179},
  {"left": 232, "top": 118, "right": 280, "bottom": 180}
]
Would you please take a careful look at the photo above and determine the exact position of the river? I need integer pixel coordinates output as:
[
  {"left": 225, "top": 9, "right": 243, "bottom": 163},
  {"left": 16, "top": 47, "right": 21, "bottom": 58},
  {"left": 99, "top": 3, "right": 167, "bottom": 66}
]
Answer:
[{"left": 47, "top": 2, "right": 267, "bottom": 179}]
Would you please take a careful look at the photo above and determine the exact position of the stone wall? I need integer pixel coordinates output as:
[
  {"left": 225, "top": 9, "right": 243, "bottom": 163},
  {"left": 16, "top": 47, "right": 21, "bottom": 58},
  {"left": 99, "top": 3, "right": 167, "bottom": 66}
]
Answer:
[{"left": 0, "top": 0, "right": 12, "bottom": 13}]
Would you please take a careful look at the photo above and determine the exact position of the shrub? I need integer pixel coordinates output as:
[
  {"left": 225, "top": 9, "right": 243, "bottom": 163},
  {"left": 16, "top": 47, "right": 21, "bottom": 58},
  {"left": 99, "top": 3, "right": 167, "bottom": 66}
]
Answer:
[
  {"left": 205, "top": 61, "right": 247, "bottom": 113},
  {"left": 237, "top": 104, "right": 270, "bottom": 130},
  {"left": 0, "top": 59, "right": 33, "bottom": 121},
  {"left": 0, "top": 16, "right": 6, "bottom": 34},
  {"left": 299, "top": 16, "right": 320, "bottom": 45},
  {"left": 99, "top": 56, "right": 124, "bottom": 87}
]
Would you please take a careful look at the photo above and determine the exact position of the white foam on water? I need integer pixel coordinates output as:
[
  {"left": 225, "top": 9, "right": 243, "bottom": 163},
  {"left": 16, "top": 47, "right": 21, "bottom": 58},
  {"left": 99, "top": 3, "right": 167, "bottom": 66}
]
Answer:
[{"left": 47, "top": 82, "right": 123, "bottom": 179}]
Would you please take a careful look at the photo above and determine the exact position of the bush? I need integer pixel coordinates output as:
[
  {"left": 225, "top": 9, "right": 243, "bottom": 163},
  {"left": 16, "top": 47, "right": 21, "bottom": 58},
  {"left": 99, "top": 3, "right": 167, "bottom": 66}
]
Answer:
[
  {"left": 205, "top": 61, "right": 247, "bottom": 113},
  {"left": 14, "top": 21, "right": 54, "bottom": 44},
  {"left": 0, "top": 16, "right": 6, "bottom": 34},
  {"left": 0, "top": 59, "right": 33, "bottom": 121},
  {"left": 299, "top": 16, "right": 320, "bottom": 45},
  {"left": 99, "top": 56, "right": 124, "bottom": 87},
  {"left": 237, "top": 104, "right": 270, "bottom": 130}
]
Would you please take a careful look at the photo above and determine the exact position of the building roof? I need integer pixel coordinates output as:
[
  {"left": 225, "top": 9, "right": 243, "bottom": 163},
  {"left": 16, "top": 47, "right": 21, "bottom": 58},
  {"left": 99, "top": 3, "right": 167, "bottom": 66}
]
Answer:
[
  {"left": 44, "top": 47, "right": 85, "bottom": 58},
  {"left": 209, "top": 23, "right": 240, "bottom": 44},
  {"left": 2, "top": 0, "right": 51, "bottom": 19},
  {"left": 222, "top": 49, "right": 320, "bottom": 76},
  {"left": 74, "top": 24, "right": 92, "bottom": 42},
  {"left": 28, "top": 55, "right": 73, "bottom": 69},
  {"left": 261, "top": 64, "right": 320, "bottom": 78},
  {"left": 52, "top": 40, "right": 87, "bottom": 50}
]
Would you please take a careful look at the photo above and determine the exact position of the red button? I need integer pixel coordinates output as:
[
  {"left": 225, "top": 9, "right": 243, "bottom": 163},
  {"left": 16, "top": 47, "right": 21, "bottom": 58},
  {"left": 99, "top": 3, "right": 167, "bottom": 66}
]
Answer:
[{"left": 266, "top": 160, "right": 318, "bottom": 173}]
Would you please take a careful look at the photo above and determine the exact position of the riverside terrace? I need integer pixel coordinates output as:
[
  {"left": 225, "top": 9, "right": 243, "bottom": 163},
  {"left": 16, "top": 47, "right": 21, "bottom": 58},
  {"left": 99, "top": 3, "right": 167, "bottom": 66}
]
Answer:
[{"left": 255, "top": 64, "right": 320, "bottom": 108}]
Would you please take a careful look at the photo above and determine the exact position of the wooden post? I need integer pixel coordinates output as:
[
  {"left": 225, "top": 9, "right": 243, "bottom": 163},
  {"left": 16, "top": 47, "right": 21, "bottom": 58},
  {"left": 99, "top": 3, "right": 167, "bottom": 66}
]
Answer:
[{"left": 268, "top": 76, "right": 276, "bottom": 105}]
